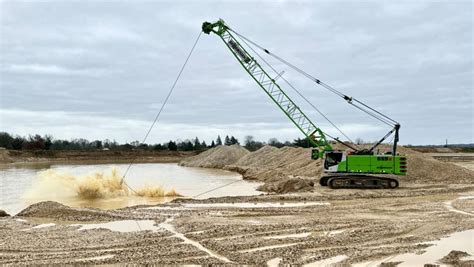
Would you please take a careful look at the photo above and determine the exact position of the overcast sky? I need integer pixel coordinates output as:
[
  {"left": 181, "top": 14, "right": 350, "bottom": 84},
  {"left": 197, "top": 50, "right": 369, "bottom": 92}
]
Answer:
[{"left": 1, "top": 0, "right": 472, "bottom": 145}]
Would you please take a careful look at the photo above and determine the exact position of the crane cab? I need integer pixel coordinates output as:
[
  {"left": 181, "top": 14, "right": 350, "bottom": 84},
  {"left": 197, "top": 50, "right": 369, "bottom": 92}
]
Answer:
[
  {"left": 313, "top": 149, "right": 407, "bottom": 176},
  {"left": 323, "top": 151, "right": 346, "bottom": 172}
]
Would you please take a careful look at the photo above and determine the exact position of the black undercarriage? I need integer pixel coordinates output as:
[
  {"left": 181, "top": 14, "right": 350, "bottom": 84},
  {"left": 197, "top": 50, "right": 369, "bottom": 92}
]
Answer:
[{"left": 320, "top": 174, "right": 399, "bottom": 189}]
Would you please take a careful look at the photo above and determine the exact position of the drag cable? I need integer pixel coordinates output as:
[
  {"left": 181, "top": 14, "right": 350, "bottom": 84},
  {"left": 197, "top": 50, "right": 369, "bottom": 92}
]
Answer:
[
  {"left": 120, "top": 31, "right": 203, "bottom": 193},
  {"left": 192, "top": 162, "right": 289, "bottom": 199}
]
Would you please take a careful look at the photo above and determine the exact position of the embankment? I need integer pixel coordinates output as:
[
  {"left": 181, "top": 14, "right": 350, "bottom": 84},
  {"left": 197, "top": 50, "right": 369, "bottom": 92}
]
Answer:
[{"left": 1, "top": 149, "right": 197, "bottom": 165}]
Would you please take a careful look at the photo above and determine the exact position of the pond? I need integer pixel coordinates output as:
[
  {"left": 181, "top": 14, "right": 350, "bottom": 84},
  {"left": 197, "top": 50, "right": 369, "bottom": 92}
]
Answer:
[{"left": 0, "top": 163, "right": 262, "bottom": 215}]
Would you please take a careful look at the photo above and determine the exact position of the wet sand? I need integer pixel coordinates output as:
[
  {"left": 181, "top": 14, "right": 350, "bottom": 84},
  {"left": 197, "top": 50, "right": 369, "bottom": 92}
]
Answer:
[{"left": 1, "top": 183, "right": 473, "bottom": 265}]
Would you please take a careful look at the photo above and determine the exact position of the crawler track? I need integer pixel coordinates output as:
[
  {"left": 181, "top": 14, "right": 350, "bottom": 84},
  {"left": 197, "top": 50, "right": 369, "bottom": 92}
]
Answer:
[{"left": 320, "top": 175, "right": 399, "bottom": 189}]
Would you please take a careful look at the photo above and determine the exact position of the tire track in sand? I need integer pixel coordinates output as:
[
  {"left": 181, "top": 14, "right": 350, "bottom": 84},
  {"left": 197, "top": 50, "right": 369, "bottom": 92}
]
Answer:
[
  {"left": 444, "top": 195, "right": 474, "bottom": 216},
  {"left": 158, "top": 218, "right": 232, "bottom": 263}
]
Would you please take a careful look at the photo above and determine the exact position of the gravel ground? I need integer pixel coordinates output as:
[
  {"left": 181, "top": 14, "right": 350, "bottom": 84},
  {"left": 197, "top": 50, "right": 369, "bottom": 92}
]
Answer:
[{"left": 1, "top": 183, "right": 473, "bottom": 265}]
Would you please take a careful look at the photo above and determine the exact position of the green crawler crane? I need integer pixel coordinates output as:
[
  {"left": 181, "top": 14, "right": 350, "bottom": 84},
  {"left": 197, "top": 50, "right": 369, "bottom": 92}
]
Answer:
[{"left": 202, "top": 19, "right": 407, "bottom": 189}]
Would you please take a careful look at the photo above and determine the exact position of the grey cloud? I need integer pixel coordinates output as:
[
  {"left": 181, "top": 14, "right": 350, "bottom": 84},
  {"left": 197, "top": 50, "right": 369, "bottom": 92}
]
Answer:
[{"left": 0, "top": 0, "right": 472, "bottom": 145}]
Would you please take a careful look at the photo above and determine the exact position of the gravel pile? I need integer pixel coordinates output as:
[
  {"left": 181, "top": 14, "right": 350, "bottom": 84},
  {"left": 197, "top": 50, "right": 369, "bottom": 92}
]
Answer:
[
  {"left": 257, "top": 178, "right": 315, "bottom": 193},
  {"left": 439, "top": 250, "right": 471, "bottom": 265},
  {"left": 231, "top": 146, "right": 322, "bottom": 181},
  {"left": 16, "top": 201, "right": 129, "bottom": 221},
  {"left": 179, "top": 145, "right": 249, "bottom": 168},
  {"left": 180, "top": 145, "right": 474, "bottom": 192},
  {"left": 403, "top": 153, "right": 474, "bottom": 184}
]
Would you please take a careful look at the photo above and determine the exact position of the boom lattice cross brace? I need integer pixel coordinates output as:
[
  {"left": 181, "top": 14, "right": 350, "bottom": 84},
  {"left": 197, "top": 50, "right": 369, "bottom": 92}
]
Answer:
[{"left": 203, "top": 20, "right": 332, "bottom": 157}]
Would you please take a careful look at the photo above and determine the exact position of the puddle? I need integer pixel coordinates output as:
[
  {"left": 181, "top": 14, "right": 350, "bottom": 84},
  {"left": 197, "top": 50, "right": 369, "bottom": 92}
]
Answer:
[
  {"left": 354, "top": 229, "right": 474, "bottom": 266},
  {"left": 267, "top": 257, "right": 282, "bottom": 266},
  {"left": 76, "top": 254, "right": 114, "bottom": 262},
  {"left": 186, "top": 230, "right": 205, "bottom": 235},
  {"left": 21, "top": 223, "right": 56, "bottom": 231},
  {"left": 31, "top": 223, "right": 55, "bottom": 229},
  {"left": 239, "top": 243, "right": 300, "bottom": 253},
  {"left": 264, "top": 232, "right": 312, "bottom": 239},
  {"left": 143, "top": 202, "right": 329, "bottom": 210},
  {"left": 445, "top": 195, "right": 474, "bottom": 216},
  {"left": 159, "top": 218, "right": 232, "bottom": 263},
  {"left": 246, "top": 219, "right": 262, "bottom": 225},
  {"left": 304, "top": 255, "right": 348, "bottom": 266},
  {"left": 324, "top": 230, "right": 345, "bottom": 236},
  {"left": 181, "top": 202, "right": 330, "bottom": 209},
  {"left": 75, "top": 220, "right": 161, "bottom": 233},
  {"left": 142, "top": 206, "right": 186, "bottom": 210}
]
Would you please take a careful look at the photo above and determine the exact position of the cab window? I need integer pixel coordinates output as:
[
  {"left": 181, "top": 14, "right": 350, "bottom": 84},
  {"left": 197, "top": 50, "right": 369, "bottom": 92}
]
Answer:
[{"left": 325, "top": 152, "right": 343, "bottom": 169}]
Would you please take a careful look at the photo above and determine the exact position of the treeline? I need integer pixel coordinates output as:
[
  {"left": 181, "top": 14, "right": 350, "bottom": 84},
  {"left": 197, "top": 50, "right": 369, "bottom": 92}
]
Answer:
[
  {"left": 0, "top": 132, "right": 313, "bottom": 152},
  {"left": 166, "top": 135, "right": 239, "bottom": 151}
]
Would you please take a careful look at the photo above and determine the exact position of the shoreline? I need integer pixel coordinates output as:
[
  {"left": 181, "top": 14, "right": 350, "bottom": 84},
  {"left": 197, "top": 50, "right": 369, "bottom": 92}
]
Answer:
[{"left": 0, "top": 149, "right": 198, "bottom": 166}]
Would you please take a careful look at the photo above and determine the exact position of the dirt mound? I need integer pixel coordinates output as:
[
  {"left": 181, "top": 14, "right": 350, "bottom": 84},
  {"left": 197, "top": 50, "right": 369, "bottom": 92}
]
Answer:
[
  {"left": 230, "top": 146, "right": 322, "bottom": 181},
  {"left": 403, "top": 153, "right": 474, "bottom": 184},
  {"left": 180, "top": 145, "right": 474, "bottom": 187},
  {"left": 439, "top": 250, "right": 471, "bottom": 265},
  {"left": 0, "top": 148, "right": 12, "bottom": 163},
  {"left": 257, "top": 178, "right": 314, "bottom": 193},
  {"left": 179, "top": 145, "right": 249, "bottom": 168},
  {"left": 16, "top": 201, "right": 126, "bottom": 221},
  {"left": 0, "top": 210, "right": 10, "bottom": 217}
]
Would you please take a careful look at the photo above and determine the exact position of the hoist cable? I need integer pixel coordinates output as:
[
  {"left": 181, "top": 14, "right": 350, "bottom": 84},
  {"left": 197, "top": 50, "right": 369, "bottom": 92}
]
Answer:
[
  {"left": 352, "top": 98, "right": 398, "bottom": 125},
  {"left": 280, "top": 74, "right": 361, "bottom": 147},
  {"left": 236, "top": 34, "right": 360, "bottom": 150},
  {"left": 228, "top": 28, "right": 345, "bottom": 98},
  {"left": 228, "top": 27, "right": 399, "bottom": 126},
  {"left": 349, "top": 102, "right": 395, "bottom": 127}
]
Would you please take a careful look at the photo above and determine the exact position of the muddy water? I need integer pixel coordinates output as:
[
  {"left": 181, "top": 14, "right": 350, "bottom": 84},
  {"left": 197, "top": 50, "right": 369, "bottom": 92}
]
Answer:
[
  {"left": 0, "top": 163, "right": 262, "bottom": 215},
  {"left": 353, "top": 229, "right": 474, "bottom": 266}
]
